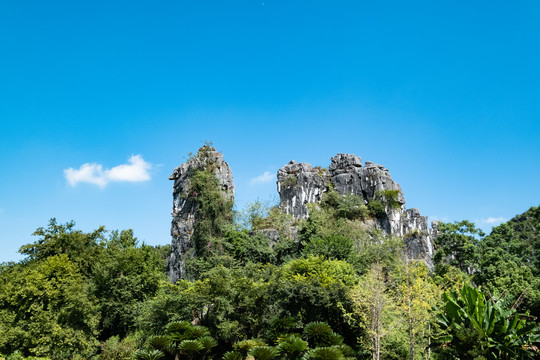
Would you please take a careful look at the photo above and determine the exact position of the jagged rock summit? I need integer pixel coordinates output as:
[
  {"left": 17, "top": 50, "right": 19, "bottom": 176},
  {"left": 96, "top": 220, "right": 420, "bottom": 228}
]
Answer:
[
  {"left": 166, "top": 145, "right": 234, "bottom": 282},
  {"left": 167, "top": 148, "right": 436, "bottom": 282},
  {"left": 277, "top": 153, "right": 437, "bottom": 266}
]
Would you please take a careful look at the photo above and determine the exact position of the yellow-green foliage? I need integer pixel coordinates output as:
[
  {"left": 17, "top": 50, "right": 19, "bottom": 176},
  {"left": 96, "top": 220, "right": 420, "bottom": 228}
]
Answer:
[
  {"left": 0, "top": 255, "right": 100, "bottom": 358},
  {"left": 283, "top": 256, "right": 357, "bottom": 287}
]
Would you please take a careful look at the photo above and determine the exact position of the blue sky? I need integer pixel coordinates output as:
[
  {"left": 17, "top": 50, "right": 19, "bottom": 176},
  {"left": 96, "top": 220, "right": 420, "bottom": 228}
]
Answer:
[{"left": 1, "top": 1, "right": 539, "bottom": 262}]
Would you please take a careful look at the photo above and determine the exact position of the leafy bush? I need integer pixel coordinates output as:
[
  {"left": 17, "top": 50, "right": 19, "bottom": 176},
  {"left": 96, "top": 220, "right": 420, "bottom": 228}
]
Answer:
[
  {"left": 335, "top": 195, "right": 368, "bottom": 220},
  {"left": 281, "top": 174, "right": 298, "bottom": 189},
  {"left": 321, "top": 189, "right": 368, "bottom": 221},
  {"left": 98, "top": 335, "right": 138, "bottom": 360},
  {"left": 252, "top": 206, "right": 293, "bottom": 233},
  {"left": 226, "top": 230, "right": 272, "bottom": 264},
  {"left": 248, "top": 345, "right": 280, "bottom": 360},
  {"left": 375, "top": 190, "right": 401, "bottom": 210},
  {"left": 434, "top": 283, "right": 540, "bottom": 359},
  {"left": 302, "top": 235, "right": 354, "bottom": 262},
  {"left": 367, "top": 200, "right": 386, "bottom": 220}
]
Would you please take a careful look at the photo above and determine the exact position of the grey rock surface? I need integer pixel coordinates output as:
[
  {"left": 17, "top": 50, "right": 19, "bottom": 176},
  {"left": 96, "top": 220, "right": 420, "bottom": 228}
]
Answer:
[
  {"left": 277, "top": 160, "right": 326, "bottom": 219},
  {"left": 276, "top": 153, "right": 435, "bottom": 266},
  {"left": 167, "top": 148, "right": 437, "bottom": 277},
  {"left": 166, "top": 148, "right": 234, "bottom": 282},
  {"left": 401, "top": 208, "right": 434, "bottom": 268}
]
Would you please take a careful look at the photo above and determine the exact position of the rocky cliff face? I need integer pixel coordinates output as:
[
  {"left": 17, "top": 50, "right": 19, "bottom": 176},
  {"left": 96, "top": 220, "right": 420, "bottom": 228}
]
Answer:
[
  {"left": 166, "top": 147, "right": 234, "bottom": 282},
  {"left": 277, "top": 153, "right": 437, "bottom": 266},
  {"left": 168, "top": 149, "right": 436, "bottom": 281},
  {"left": 277, "top": 161, "right": 326, "bottom": 220}
]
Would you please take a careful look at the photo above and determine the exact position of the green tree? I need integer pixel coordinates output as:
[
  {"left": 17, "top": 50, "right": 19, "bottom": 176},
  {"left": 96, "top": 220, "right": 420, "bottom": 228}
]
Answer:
[
  {"left": 302, "top": 235, "right": 354, "bottom": 262},
  {"left": 393, "top": 261, "right": 441, "bottom": 360},
  {"left": 0, "top": 255, "right": 99, "bottom": 358},
  {"left": 274, "top": 256, "right": 359, "bottom": 346},
  {"left": 19, "top": 218, "right": 106, "bottom": 274},
  {"left": 476, "top": 206, "right": 540, "bottom": 316},
  {"left": 92, "top": 231, "right": 167, "bottom": 339},
  {"left": 349, "top": 262, "right": 391, "bottom": 360},
  {"left": 433, "top": 221, "right": 484, "bottom": 276}
]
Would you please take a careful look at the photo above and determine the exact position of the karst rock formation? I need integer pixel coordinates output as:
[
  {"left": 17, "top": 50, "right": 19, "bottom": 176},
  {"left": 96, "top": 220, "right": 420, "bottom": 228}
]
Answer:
[
  {"left": 166, "top": 147, "right": 234, "bottom": 282},
  {"left": 167, "top": 149, "right": 437, "bottom": 282},
  {"left": 277, "top": 153, "right": 437, "bottom": 266}
]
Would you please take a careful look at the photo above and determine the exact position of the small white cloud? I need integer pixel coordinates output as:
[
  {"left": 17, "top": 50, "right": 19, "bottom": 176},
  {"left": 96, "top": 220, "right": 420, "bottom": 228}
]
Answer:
[
  {"left": 481, "top": 216, "right": 507, "bottom": 224},
  {"left": 250, "top": 171, "right": 275, "bottom": 185},
  {"left": 105, "top": 155, "right": 151, "bottom": 182},
  {"left": 64, "top": 163, "right": 107, "bottom": 187},
  {"left": 64, "top": 155, "right": 152, "bottom": 188}
]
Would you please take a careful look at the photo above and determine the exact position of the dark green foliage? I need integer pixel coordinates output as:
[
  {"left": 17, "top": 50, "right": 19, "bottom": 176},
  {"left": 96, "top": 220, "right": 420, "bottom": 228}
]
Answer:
[
  {"left": 225, "top": 322, "right": 350, "bottom": 360},
  {"left": 477, "top": 206, "right": 540, "bottom": 315},
  {"left": 375, "top": 190, "right": 401, "bottom": 210},
  {"left": 276, "top": 335, "right": 308, "bottom": 359},
  {"left": 265, "top": 316, "right": 297, "bottom": 342},
  {"left": 275, "top": 257, "right": 359, "bottom": 343},
  {"left": 321, "top": 189, "right": 368, "bottom": 221},
  {"left": 135, "top": 348, "right": 165, "bottom": 360},
  {"left": 135, "top": 282, "right": 193, "bottom": 334},
  {"left": 167, "top": 266, "right": 273, "bottom": 346},
  {"left": 19, "top": 218, "right": 106, "bottom": 274},
  {"left": 303, "top": 322, "right": 343, "bottom": 348},
  {"left": 222, "top": 351, "right": 243, "bottom": 360},
  {"left": 0, "top": 220, "right": 167, "bottom": 358},
  {"left": 434, "top": 283, "right": 540, "bottom": 359},
  {"left": 302, "top": 347, "right": 346, "bottom": 360},
  {"left": 335, "top": 195, "right": 368, "bottom": 220},
  {"left": 248, "top": 345, "right": 280, "bottom": 360},
  {"left": 226, "top": 230, "right": 274, "bottom": 265},
  {"left": 145, "top": 321, "right": 217, "bottom": 360},
  {"left": 367, "top": 200, "right": 386, "bottom": 220},
  {"left": 302, "top": 235, "right": 354, "bottom": 262},
  {"left": 190, "top": 169, "right": 234, "bottom": 258},
  {"left": 433, "top": 220, "right": 484, "bottom": 276},
  {"left": 4, "top": 143, "right": 540, "bottom": 360},
  {"left": 93, "top": 231, "right": 167, "bottom": 339}
]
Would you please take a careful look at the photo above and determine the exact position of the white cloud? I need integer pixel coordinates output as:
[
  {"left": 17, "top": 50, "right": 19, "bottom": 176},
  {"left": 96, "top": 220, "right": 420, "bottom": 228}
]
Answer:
[
  {"left": 250, "top": 171, "right": 274, "bottom": 185},
  {"left": 481, "top": 216, "right": 507, "bottom": 224},
  {"left": 105, "top": 155, "right": 151, "bottom": 182},
  {"left": 64, "top": 155, "right": 152, "bottom": 188},
  {"left": 430, "top": 215, "right": 451, "bottom": 223}
]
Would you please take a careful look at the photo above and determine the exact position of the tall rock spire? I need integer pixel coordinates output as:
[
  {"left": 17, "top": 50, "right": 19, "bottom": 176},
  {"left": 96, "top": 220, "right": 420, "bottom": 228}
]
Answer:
[{"left": 166, "top": 145, "right": 234, "bottom": 282}]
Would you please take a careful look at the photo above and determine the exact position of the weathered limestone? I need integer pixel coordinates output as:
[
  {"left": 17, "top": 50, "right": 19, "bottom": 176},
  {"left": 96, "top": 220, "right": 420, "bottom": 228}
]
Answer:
[
  {"left": 277, "top": 161, "right": 326, "bottom": 219},
  {"left": 167, "top": 148, "right": 437, "bottom": 280},
  {"left": 277, "top": 154, "right": 405, "bottom": 220},
  {"left": 166, "top": 147, "right": 234, "bottom": 282},
  {"left": 276, "top": 153, "right": 436, "bottom": 266}
]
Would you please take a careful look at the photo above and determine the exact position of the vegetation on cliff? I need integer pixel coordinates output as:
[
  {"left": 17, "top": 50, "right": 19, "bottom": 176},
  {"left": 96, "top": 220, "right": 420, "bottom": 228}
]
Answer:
[{"left": 1, "top": 151, "right": 539, "bottom": 359}]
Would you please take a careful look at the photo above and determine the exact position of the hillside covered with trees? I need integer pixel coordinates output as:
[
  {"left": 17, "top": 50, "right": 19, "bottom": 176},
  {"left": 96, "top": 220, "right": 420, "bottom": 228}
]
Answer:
[{"left": 1, "top": 148, "right": 539, "bottom": 359}]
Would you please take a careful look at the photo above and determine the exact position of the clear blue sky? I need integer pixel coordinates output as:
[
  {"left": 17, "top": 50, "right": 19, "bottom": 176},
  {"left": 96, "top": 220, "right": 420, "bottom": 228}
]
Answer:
[{"left": 1, "top": 1, "right": 539, "bottom": 262}]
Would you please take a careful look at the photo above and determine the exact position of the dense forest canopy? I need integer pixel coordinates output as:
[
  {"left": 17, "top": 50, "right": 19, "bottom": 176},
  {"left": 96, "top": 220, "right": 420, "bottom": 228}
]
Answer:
[{"left": 1, "top": 150, "right": 539, "bottom": 360}]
